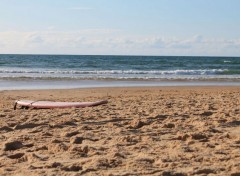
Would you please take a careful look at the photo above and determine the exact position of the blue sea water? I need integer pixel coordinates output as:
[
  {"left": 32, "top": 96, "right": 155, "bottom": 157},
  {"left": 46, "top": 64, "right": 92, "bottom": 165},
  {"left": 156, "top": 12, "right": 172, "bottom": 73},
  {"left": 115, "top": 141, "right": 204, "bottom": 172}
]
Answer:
[
  {"left": 0, "top": 54, "right": 240, "bottom": 90},
  {"left": 0, "top": 54, "right": 240, "bottom": 81}
]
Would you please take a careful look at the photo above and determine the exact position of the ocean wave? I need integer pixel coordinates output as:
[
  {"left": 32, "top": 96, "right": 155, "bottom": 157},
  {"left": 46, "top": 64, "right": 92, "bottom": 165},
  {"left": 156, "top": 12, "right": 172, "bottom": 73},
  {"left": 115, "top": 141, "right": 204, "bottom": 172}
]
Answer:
[
  {"left": 0, "top": 68, "right": 227, "bottom": 75},
  {"left": 1, "top": 73, "right": 240, "bottom": 81},
  {"left": 1, "top": 67, "right": 240, "bottom": 81}
]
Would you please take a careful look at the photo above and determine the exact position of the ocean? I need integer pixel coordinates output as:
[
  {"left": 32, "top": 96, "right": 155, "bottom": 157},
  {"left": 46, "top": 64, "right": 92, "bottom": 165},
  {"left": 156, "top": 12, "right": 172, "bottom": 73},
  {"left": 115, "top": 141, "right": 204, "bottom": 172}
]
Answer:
[{"left": 0, "top": 54, "right": 240, "bottom": 90}]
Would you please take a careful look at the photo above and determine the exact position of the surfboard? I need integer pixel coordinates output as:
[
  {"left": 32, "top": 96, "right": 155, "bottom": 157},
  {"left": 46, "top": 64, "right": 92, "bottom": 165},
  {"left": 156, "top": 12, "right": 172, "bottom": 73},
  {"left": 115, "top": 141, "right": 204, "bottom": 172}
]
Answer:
[{"left": 14, "top": 100, "right": 108, "bottom": 109}]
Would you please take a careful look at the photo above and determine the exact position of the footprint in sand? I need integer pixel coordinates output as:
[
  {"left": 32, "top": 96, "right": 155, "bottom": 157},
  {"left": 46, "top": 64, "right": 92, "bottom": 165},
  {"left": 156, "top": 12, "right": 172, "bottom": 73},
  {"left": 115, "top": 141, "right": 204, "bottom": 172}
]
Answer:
[
  {"left": 70, "top": 136, "right": 84, "bottom": 144},
  {"left": 129, "top": 119, "right": 147, "bottom": 129},
  {"left": 7, "top": 153, "right": 25, "bottom": 159},
  {"left": 3, "top": 141, "right": 24, "bottom": 151}
]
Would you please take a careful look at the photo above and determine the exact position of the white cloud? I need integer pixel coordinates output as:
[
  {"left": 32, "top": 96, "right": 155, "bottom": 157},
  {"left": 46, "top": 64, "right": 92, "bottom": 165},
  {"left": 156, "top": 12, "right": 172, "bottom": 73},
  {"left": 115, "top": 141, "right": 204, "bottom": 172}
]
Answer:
[
  {"left": 0, "top": 42, "right": 4, "bottom": 48},
  {"left": 26, "top": 33, "right": 44, "bottom": 44},
  {"left": 0, "top": 30, "right": 239, "bottom": 56}
]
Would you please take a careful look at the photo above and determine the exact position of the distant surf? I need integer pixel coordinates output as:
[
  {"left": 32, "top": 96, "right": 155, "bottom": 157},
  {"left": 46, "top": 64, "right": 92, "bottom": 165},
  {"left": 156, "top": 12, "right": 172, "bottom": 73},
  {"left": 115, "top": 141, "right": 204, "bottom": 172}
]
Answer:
[{"left": 0, "top": 54, "right": 240, "bottom": 81}]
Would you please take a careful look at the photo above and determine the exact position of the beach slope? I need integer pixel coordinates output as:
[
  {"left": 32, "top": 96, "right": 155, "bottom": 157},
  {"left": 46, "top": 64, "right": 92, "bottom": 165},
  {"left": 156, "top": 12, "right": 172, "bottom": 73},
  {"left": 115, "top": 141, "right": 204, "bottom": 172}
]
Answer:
[{"left": 0, "top": 87, "right": 240, "bottom": 175}]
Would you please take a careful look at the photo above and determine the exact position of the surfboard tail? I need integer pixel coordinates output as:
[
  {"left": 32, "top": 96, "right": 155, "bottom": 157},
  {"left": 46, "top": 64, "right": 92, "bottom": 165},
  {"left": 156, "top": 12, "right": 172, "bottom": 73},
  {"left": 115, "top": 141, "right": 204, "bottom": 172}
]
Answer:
[{"left": 13, "top": 100, "right": 19, "bottom": 110}]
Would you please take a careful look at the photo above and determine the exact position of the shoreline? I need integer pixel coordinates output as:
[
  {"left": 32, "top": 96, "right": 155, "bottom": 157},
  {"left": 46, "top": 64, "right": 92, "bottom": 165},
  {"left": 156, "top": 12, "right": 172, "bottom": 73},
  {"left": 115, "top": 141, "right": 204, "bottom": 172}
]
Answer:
[{"left": 1, "top": 79, "right": 240, "bottom": 91}]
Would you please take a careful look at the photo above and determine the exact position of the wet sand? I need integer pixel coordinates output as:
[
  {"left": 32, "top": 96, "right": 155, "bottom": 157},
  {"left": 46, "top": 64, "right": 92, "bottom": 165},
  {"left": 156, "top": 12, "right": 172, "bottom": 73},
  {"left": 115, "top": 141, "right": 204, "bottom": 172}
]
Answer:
[{"left": 0, "top": 86, "right": 240, "bottom": 176}]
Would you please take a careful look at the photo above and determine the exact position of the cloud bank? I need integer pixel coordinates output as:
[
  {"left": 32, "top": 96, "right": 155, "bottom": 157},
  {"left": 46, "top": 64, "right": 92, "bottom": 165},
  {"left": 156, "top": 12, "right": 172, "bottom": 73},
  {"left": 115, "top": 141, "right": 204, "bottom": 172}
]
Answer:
[{"left": 0, "top": 30, "right": 239, "bottom": 56}]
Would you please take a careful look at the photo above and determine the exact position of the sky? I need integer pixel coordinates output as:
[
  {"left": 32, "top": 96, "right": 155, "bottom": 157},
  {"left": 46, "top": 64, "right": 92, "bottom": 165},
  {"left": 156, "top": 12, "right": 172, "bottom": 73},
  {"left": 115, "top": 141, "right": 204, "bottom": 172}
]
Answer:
[{"left": 0, "top": 0, "right": 240, "bottom": 56}]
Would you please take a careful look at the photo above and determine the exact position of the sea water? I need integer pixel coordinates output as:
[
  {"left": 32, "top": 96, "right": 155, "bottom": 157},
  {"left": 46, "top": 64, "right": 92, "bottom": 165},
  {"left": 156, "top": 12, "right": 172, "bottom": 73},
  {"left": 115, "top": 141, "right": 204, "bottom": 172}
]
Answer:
[{"left": 0, "top": 55, "right": 240, "bottom": 89}]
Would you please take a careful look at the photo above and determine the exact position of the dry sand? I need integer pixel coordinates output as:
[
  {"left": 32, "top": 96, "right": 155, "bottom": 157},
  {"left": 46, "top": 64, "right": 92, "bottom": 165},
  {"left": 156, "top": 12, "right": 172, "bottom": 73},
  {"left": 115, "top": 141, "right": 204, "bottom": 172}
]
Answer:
[{"left": 0, "top": 86, "right": 240, "bottom": 176}]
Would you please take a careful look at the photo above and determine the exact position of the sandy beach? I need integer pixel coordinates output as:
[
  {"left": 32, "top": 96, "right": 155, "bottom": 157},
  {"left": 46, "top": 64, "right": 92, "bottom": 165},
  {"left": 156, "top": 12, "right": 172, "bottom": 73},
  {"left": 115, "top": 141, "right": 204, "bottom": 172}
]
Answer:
[{"left": 0, "top": 86, "right": 240, "bottom": 176}]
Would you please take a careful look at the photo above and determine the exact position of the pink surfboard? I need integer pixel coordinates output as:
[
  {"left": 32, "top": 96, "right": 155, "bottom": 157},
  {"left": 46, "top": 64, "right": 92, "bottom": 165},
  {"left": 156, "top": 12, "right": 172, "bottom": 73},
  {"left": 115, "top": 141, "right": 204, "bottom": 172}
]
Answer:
[{"left": 14, "top": 100, "right": 108, "bottom": 109}]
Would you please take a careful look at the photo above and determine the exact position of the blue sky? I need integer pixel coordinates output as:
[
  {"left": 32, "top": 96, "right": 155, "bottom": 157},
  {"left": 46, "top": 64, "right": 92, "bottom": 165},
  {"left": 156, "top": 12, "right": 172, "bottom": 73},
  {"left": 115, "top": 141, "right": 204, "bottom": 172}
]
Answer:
[{"left": 0, "top": 0, "right": 240, "bottom": 56}]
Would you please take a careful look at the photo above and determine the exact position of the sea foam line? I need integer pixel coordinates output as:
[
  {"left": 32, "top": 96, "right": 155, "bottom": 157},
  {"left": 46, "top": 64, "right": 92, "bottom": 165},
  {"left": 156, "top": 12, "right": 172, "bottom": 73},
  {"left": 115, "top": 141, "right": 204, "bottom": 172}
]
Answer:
[{"left": 0, "top": 69, "right": 227, "bottom": 75}]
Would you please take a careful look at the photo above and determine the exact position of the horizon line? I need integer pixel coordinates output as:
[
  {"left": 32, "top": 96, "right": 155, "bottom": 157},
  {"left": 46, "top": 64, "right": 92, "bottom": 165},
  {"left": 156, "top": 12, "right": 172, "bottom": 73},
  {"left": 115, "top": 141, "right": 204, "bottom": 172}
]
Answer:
[{"left": 0, "top": 53, "right": 239, "bottom": 58}]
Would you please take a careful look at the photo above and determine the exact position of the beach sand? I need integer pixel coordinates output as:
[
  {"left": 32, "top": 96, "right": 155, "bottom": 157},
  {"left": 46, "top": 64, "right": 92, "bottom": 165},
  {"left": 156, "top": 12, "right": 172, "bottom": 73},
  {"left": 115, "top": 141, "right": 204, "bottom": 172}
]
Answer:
[{"left": 0, "top": 86, "right": 240, "bottom": 176}]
